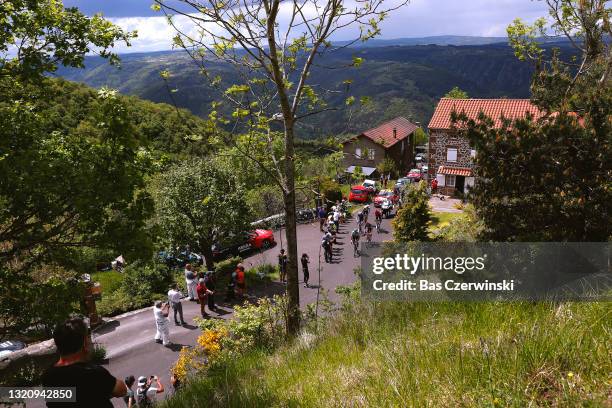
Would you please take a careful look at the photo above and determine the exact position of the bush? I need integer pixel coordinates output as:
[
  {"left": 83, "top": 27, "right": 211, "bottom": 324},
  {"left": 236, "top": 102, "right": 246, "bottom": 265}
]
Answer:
[
  {"left": 214, "top": 257, "right": 242, "bottom": 278},
  {"left": 91, "top": 343, "right": 107, "bottom": 364},
  {"left": 121, "top": 261, "right": 173, "bottom": 298},
  {"left": 170, "top": 295, "right": 288, "bottom": 386},
  {"left": 96, "top": 288, "right": 157, "bottom": 316},
  {"left": 393, "top": 181, "right": 432, "bottom": 242},
  {"left": 320, "top": 179, "right": 342, "bottom": 209}
]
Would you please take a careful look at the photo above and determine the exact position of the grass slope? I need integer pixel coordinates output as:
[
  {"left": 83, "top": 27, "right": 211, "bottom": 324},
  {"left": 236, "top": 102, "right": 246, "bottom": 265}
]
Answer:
[{"left": 163, "top": 297, "right": 611, "bottom": 407}]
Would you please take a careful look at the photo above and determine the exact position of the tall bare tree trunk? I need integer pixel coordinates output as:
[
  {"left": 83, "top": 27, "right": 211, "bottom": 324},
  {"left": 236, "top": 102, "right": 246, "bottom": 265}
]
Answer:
[{"left": 283, "top": 123, "right": 300, "bottom": 336}]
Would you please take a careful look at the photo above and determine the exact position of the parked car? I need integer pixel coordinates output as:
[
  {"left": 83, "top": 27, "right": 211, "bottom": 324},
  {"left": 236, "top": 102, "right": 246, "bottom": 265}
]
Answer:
[
  {"left": 212, "top": 229, "right": 275, "bottom": 260},
  {"left": 415, "top": 153, "right": 426, "bottom": 163},
  {"left": 158, "top": 249, "right": 203, "bottom": 269},
  {"left": 374, "top": 190, "right": 399, "bottom": 207},
  {"left": 348, "top": 185, "right": 369, "bottom": 203},
  {"left": 406, "top": 168, "right": 422, "bottom": 182},
  {"left": 0, "top": 340, "right": 26, "bottom": 358},
  {"left": 396, "top": 177, "right": 411, "bottom": 187},
  {"left": 362, "top": 179, "right": 378, "bottom": 194}
]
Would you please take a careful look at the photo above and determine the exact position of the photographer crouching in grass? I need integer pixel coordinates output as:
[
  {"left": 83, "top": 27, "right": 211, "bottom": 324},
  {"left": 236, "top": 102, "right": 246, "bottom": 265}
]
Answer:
[{"left": 41, "top": 317, "right": 127, "bottom": 407}]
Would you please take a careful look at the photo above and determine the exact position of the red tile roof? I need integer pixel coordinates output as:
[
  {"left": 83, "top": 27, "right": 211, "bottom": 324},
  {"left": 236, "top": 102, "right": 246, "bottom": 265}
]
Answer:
[
  {"left": 357, "top": 117, "right": 419, "bottom": 148},
  {"left": 438, "top": 166, "right": 472, "bottom": 177},
  {"left": 428, "top": 98, "right": 544, "bottom": 130}
]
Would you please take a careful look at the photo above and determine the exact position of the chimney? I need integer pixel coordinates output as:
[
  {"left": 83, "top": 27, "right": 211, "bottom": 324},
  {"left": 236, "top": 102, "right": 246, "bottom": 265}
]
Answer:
[{"left": 393, "top": 127, "right": 397, "bottom": 139}]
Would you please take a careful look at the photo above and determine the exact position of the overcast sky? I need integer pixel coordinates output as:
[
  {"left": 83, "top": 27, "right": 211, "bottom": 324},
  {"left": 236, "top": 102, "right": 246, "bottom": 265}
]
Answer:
[{"left": 63, "top": 0, "right": 550, "bottom": 53}]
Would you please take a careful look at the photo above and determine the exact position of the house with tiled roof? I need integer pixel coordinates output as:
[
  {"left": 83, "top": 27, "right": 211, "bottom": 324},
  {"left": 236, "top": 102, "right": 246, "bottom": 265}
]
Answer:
[
  {"left": 428, "top": 98, "right": 542, "bottom": 195},
  {"left": 342, "top": 117, "right": 419, "bottom": 178}
]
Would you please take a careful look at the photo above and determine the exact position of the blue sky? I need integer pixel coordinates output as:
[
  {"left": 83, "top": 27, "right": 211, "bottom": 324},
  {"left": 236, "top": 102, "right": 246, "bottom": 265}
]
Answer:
[{"left": 63, "top": 0, "right": 550, "bottom": 53}]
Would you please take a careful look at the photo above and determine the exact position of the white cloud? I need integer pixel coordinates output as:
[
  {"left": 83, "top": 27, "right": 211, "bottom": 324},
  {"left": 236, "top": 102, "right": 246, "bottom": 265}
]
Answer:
[{"left": 108, "top": 0, "right": 550, "bottom": 53}]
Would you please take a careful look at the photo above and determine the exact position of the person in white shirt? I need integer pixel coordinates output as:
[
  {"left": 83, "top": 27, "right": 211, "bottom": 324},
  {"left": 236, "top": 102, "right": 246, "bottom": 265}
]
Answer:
[
  {"left": 184, "top": 264, "right": 197, "bottom": 301},
  {"left": 153, "top": 301, "right": 171, "bottom": 346},
  {"left": 333, "top": 210, "right": 340, "bottom": 231},
  {"left": 135, "top": 375, "right": 164, "bottom": 406},
  {"left": 167, "top": 285, "right": 185, "bottom": 326}
]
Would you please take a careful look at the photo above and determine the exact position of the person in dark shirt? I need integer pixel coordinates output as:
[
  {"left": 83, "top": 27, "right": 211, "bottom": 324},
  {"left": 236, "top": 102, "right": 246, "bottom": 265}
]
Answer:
[
  {"left": 204, "top": 271, "right": 217, "bottom": 311},
  {"left": 41, "top": 317, "right": 127, "bottom": 408},
  {"left": 278, "top": 249, "right": 288, "bottom": 282}
]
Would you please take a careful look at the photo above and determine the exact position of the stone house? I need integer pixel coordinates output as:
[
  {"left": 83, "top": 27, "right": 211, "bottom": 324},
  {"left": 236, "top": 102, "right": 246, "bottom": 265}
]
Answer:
[
  {"left": 428, "top": 98, "right": 543, "bottom": 196},
  {"left": 342, "top": 117, "right": 419, "bottom": 178}
]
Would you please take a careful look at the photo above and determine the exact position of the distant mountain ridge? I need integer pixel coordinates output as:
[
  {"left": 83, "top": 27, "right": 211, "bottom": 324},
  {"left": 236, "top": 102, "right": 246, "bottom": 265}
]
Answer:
[
  {"left": 56, "top": 41, "right": 575, "bottom": 139},
  {"left": 333, "top": 35, "right": 510, "bottom": 47}
]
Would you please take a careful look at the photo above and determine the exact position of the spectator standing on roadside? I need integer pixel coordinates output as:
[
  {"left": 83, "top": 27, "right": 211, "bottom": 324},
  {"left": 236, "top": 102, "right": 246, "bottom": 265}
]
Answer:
[
  {"left": 123, "top": 376, "right": 135, "bottom": 408},
  {"left": 41, "top": 317, "right": 127, "bottom": 408},
  {"left": 153, "top": 301, "right": 171, "bottom": 346},
  {"left": 204, "top": 271, "right": 217, "bottom": 311},
  {"left": 135, "top": 375, "right": 164, "bottom": 407},
  {"left": 167, "top": 285, "right": 185, "bottom": 326},
  {"left": 322, "top": 232, "right": 333, "bottom": 263},
  {"left": 431, "top": 178, "right": 438, "bottom": 194},
  {"left": 301, "top": 253, "right": 310, "bottom": 288},
  {"left": 184, "top": 264, "right": 197, "bottom": 301},
  {"left": 333, "top": 209, "right": 340, "bottom": 231},
  {"left": 196, "top": 278, "right": 212, "bottom": 317},
  {"left": 278, "top": 249, "right": 288, "bottom": 282},
  {"left": 318, "top": 206, "right": 327, "bottom": 231},
  {"left": 235, "top": 265, "right": 246, "bottom": 297}
]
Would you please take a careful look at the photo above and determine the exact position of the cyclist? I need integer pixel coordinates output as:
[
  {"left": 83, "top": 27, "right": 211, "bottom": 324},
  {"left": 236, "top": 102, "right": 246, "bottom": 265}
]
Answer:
[
  {"left": 362, "top": 205, "right": 370, "bottom": 224},
  {"left": 364, "top": 222, "right": 373, "bottom": 242},
  {"left": 374, "top": 208, "right": 382, "bottom": 232},
  {"left": 351, "top": 228, "right": 360, "bottom": 257},
  {"left": 356, "top": 211, "right": 364, "bottom": 234}
]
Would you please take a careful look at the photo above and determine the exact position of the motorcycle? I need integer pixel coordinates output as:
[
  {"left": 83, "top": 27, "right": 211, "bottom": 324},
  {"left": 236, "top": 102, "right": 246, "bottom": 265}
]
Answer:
[
  {"left": 381, "top": 199, "right": 393, "bottom": 219},
  {"left": 297, "top": 208, "right": 317, "bottom": 223}
]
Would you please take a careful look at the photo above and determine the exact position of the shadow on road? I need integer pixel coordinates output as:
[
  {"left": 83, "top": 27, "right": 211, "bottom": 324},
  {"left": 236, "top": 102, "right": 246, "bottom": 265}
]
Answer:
[
  {"left": 166, "top": 343, "right": 189, "bottom": 352},
  {"left": 94, "top": 320, "right": 120, "bottom": 336}
]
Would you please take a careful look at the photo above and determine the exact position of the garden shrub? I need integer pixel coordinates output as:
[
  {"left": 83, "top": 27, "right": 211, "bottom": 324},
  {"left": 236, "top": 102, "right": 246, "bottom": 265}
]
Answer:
[
  {"left": 171, "top": 296, "right": 288, "bottom": 384},
  {"left": 214, "top": 257, "right": 242, "bottom": 277},
  {"left": 121, "top": 261, "right": 173, "bottom": 298},
  {"left": 96, "top": 289, "right": 158, "bottom": 316},
  {"left": 320, "top": 178, "right": 343, "bottom": 209}
]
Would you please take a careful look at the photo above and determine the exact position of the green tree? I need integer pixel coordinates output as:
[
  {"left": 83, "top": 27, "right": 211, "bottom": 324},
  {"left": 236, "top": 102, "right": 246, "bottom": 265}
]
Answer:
[
  {"left": 392, "top": 182, "right": 431, "bottom": 242},
  {"left": 155, "top": 0, "right": 409, "bottom": 336},
  {"left": 413, "top": 128, "right": 429, "bottom": 146},
  {"left": 377, "top": 157, "right": 397, "bottom": 178},
  {"left": 456, "top": 0, "right": 611, "bottom": 241},
  {"left": 0, "top": 1, "right": 149, "bottom": 338},
  {"left": 155, "top": 159, "right": 252, "bottom": 269},
  {"left": 444, "top": 86, "right": 469, "bottom": 99},
  {"left": 353, "top": 166, "right": 365, "bottom": 183}
]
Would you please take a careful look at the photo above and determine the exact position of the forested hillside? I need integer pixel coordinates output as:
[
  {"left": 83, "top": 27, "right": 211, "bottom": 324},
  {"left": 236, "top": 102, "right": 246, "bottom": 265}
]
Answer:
[
  {"left": 56, "top": 43, "right": 574, "bottom": 138},
  {"left": 45, "top": 79, "right": 213, "bottom": 156}
]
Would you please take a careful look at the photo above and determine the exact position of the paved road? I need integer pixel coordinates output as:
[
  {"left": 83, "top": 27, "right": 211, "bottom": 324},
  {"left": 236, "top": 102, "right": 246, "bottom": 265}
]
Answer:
[{"left": 75, "top": 204, "right": 395, "bottom": 407}]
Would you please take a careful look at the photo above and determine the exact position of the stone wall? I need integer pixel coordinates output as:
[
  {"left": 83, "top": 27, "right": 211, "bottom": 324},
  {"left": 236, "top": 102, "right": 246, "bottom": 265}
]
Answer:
[
  {"left": 428, "top": 129, "right": 474, "bottom": 195},
  {"left": 0, "top": 339, "right": 58, "bottom": 386}
]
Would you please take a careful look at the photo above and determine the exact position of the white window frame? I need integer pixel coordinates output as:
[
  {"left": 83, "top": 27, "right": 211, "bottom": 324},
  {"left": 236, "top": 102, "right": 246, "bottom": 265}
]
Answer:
[
  {"left": 368, "top": 149, "right": 375, "bottom": 160},
  {"left": 355, "top": 147, "right": 362, "bottom": 159},
  {"left": 446, "top": 148, "right": 458, "bottom": 162},
  {"left": 445, "top": 174, "right": 456, "bottom": 187}
]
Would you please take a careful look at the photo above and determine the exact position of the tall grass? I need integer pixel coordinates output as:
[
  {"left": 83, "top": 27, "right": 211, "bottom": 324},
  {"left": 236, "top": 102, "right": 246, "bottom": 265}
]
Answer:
[{"left": 163, "top": 298, "right": 611, "bottom": 407}]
